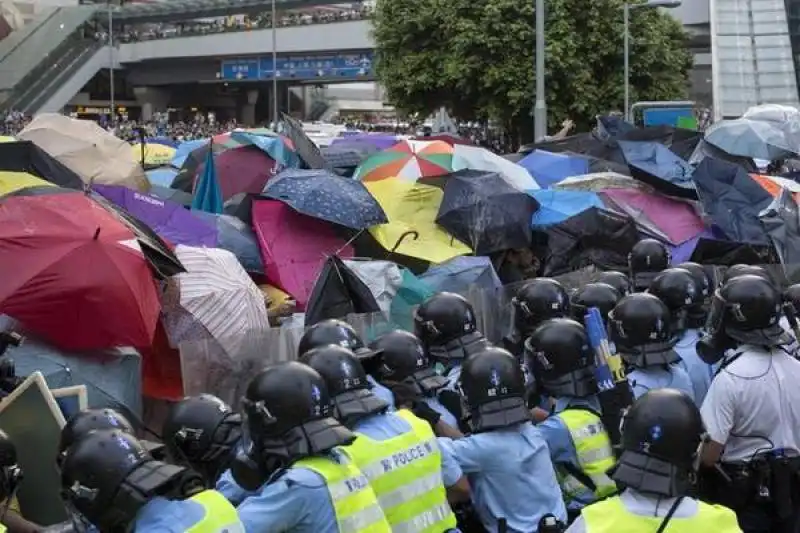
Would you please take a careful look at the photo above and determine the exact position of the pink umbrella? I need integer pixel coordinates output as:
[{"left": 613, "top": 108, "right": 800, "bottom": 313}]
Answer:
[
  {"left": 602, "top": 189, "right": 704, "bottom": 245},
  {"left": 251, "top": 199, "right": 353, "bottom": 308}
]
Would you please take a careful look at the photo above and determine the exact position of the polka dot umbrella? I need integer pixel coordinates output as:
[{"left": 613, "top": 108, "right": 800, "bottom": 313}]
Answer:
[{"left": 354, "top": 140, "right": 454, "bottom": 183}]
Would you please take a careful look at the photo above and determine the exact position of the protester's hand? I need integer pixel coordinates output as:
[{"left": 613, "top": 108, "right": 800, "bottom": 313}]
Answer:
[
  {"left": 561, "top": 119, "right": 575, "bottom": 131},
  {"left": 411, "top": 400, "right": 442, "bottom": 426}
]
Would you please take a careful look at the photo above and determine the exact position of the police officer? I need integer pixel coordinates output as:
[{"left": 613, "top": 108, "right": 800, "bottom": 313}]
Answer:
[
  {"left": 570, "top": 282, "right": 622, "bottom": 323},
  {"left": 608, "top": 293, "right": 695, "bottom": 399},
  {"left": 782, "top": 283, "right": 800, "bottom": 356},
  {"left": 595, "top": 271, "right": 633, "bottom": 298},
  {"left": 58, "top": 408, "right": 156, "bottom": 466},
  {"left": 565, "top": 389, "right": 742, "bottom": 533},
  {"left": 0, "top": 429, "right": 27, "bottom": 533},
  {"left": 61, "top": 429, "right": 243, "bottom": 533},
  {"left": 721, "top": 264, "right": 772, "bottom": 286},
  {"left": 628, "top": 238, "right": 670, "bottom": 292},
  {"left": 161, "top": 395, "right": 242, "bottom": 489},
  {"left": 369, "top": 329, "right": 461, "bottom": 435},
  {"left": 439, "top": 346, "right": 567, "bottom": 532},
  {"left": 506, "top": 278, "right": 571, "bottom": 355},
  {"left": 298, "top": 318, "right": 395, "bottom": 408},
  {"left": 696, "top": 275, "right": 800, "bottom": 533},
  {"left": 301, "top": 344, "right": 466, "bottom": 530},
  {"left": 226, "top": 361, "right": 391, "bottom": 532},
  {"left": 525, "top": 319, "right": 616, "bottom": 519}
]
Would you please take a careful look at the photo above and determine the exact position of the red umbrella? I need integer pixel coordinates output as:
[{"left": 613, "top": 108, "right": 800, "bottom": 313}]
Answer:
[{"left": 0, "top": 194, "right": 161, "bottom": 351}]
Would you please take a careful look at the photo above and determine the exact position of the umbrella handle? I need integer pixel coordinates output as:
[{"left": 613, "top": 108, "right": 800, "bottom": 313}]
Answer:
[{"left": 391, "top": 230, "right": 419, "bottom": 253}]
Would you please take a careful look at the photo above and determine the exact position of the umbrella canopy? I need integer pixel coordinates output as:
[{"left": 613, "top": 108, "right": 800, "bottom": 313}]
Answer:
[
  {"left": 355, "top": 140, "right": 454, "bottom": 182},
  {"left": 321, "top": 146, "right": 369, "bottom": 169},
  {"left": 149, "top": 185, "right": 192, "bottom": 207},
  {"left": 251, "top": 199, "right": 354, "bottom": 308},
  {"left": 365, "top": 178, "right": 472, "bottom": 263},
  {"left": 751, "top": 174, "right": 800, "bottom": 203},
  {"left": 0, "top": 194, "right": 161, "bottom": 350},
  {"left": 412, "top": 134, "right": 475, "bottom": 146},
  {"left": 688, "top": 139, "right": 758, "bottom": 173},
  {"left": 172, "top": 139, "right": 208, "bottom": 168},
  {"left": 518, "top": 150, "right": 589, "bottom": 188},
  {"left": 281, "top": 113, "right": 328, "bottom": 169},
  {"left": 602, "top": 189, "right": 704, "bottom": 245},
  {"left": 618, "top": 141, "right": 696, "bottom": 199},
  {"left": 0, "top": 171, "right": 56, "bottom": 196},
  {"left": 0, "top": 141, "right": 84, "bottom": 190},
  {"left": 190, "top": 212, "right": 264, "bottom": 274},
  {"left": 304, "top": 255, "right": 381, "bottom": 327},
  {"left": 174, "top": 145, "right": 279, "bottom": 201},
  {"left": 332, "top": 134, "right": 399, "bottom": 150},
  {"left": 146, "top": 167, "right": 179, "bottom": 188},
  {"left": 758, "top": 187, "right": 800, "bottom": 278},
  {"left": 452, "top": 144, "right": 539, "bottom": 192},
  {"left": 229, "top": 131, "right": 297, "bottom": 168},
  {"left": 692, "top": 158, "right": 773, "bottom": 244},
  {"left": 420, "top": 256, "right": 503, "bottom": 295},
  {"left": 18, "top": 114, "right": 148, "bottom": 191},
  {"left": 92, "top": 184, "right": 218, "bottom": 248},
  {"left": 263, "top": 168, "right": 387, "bottom": 230},
  {"left": 553, "top": 172, "right": 643, "bottom": 192},
  {"left": 531, "top": 190, "right": 605, "bottom": 226},
  {"left": 131, "top": 143, "right": 176, "bottom": 168},
  {"left": 435, "top": 169, "right": 539, "bottom": 254},
  {"left": 191, "top": 143, "right": 224, "bottom": 214},
  {"left": 145, "top": 137, "right": 178, "bottom": 148},
  {"left": 705, "top": 118, "right": 798, "bottom": 161}
]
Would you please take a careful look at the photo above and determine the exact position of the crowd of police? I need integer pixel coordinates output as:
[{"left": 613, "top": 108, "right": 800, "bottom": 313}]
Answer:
[{"left": 0, "top": 238, "right": 796, "bottom": 532}]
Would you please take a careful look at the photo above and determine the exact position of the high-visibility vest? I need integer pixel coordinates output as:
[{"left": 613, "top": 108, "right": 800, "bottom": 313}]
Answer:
[
  {"left": 185, "top": 490, "right": 245, "bottom": 533},
  {"left": 343, "top": 410, "right": 457, "bottom": 533},
  {"left": 555, "top": 409, "right": 616, "bottom": 502},
  {"left": 581, "top": 494, "right": 743, "bottom": 532},
  {"left": 297, "top": 454, "right": 391, "bottom": 533}
]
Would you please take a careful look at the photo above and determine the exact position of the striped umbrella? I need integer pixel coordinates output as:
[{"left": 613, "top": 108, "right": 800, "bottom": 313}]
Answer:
[{"left": 354, "top": 140, "right": 454, "bottom": 182}]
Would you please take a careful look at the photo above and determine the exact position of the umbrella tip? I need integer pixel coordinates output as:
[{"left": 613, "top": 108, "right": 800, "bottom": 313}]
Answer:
[{"left": 93, "top": 227, "right": 101, "bottom": 240}]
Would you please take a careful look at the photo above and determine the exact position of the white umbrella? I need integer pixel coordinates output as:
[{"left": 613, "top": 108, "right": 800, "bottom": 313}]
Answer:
[{"left": 452, "top": 144, "right": 540, "bottom": 192}]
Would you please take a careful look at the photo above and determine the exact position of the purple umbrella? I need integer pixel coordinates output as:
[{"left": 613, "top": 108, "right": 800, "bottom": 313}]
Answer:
[
  {"left": 332, "top": 134, "right": 399, "bottom": 150},
  {"left": 92, "top": 184, "right": 218, "bottom": 248},
  {"left": 668, "top": 228, "right": 715, "bottom": 264}
]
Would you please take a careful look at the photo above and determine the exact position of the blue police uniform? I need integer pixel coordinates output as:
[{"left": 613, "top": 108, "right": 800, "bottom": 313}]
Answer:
[
  {"left": 216, "top": 469, "right": 254, "bottom": 506},
  {"left": 439, "top": 422, "right": 567, "bottom": 532},
  {"left": 627, "top": 365, "right": 695, "bottom": 401},
  {"left": 367, "top": 375, "right": 396, "bottom": 410},
  {"left": 673, "top": 328, "right": 714, "bottom": 405},
  {"left": 422, "top": 395, "right": 460, "bottom": 428},
  {"left": 133, "top": 495, "right": 241, "bottom": 533}
]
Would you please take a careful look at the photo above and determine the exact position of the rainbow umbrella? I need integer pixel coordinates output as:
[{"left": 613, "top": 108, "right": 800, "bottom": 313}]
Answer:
[{"left": 354, "top": 140, "right": 454, "bottom": 182}]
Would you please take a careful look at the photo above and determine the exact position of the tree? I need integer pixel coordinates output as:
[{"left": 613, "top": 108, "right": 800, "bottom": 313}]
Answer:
[{"left": 372, "top": 0, "right": 693, "bottom": 139}]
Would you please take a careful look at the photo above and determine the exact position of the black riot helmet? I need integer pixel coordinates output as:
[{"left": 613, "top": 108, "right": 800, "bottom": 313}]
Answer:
[
  {"left": 59, "top": 409, "right": 136, "bottom": 464},
  {"left": 613, "top": 389, "right": 704, "bottom": 497},
  {"left": 785, "top": 284, "right": 800, "bottom": 314},
  {"left": 524, "top": 318, "right": 597, "bottom": 398},
  {"left": 298, "top": 319, "right": 378, "bottom": 360},
  {"left": 370, "top": 330, "right": 447, "bottom": 395},
  {"left": 459, "top": 346, "right": 530, "bottom": 433},
  {"left": 608, "top": 293, "right": 679, "bottom": 367},
  {"left": 570, "top": 283, "right": 622, "bottom": 322},
  {"left": 300, "top": 345, "right": 388, "bottom": 428},
  {"left": 414, "top": 292, "right": 486, "bottom": 362},
  {"left": 722, "top": 264, "right": 771, "bottom": 286},
  {"left": 596, "top": 271, "right": 633, "bottom": 297},
  {"left": 60, "top": 430, "right": 204, "bottom": 533},
  {"left": 676, "top": 262, "right": 712, "bottom": 328},
  {"left": 512, "top": 278, "right": 571, "bottom": 336},
  {"left": 0, "top": 430, "right": 21, "bottom": 503},
  {"left": 628, "top": 238, "right": 670, "bottom": 291},
  {"left": 647, "top": 268, "right": 698, "bottom": 334},
  {"left": 162, "top": 394, "right": 242, "bottom": 487}
]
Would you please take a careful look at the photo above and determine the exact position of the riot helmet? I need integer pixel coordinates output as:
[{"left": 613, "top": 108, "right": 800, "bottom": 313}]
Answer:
[
  {"left": 512, "top": 278, "right": 571, "bottom": 337},
  {"left": 612, "top": 389, "right": 704, "bottom": 497},
  {"left": 298, "top": 319, "right": 378, "bottom": 360},
  {"left": 608, "top": 293, "right": 679, "bottom": 367},
  {"left": 675, "top": 262, "right": 712, "bottom": 328},
  {"left": 785, "top": 284, "right": 800, "bottom": 319},
  {"left": 628, "top": 238, "right": 670, "bottom": 291},
  {"left": 0, "top": 430, "right": 21, "bottom": 504},
  {"left": 647, "top": 267, "right": 698, "bottom": 334},
  {"left": 414, "top": 292, "right": 486, "bottom": 362},
  {"left": 370, "top": 330, "right": 447, "bottom": 396},
  {"left": 721, "top": 264, "right": 771, "bottom": 286},
  {"left": 525, "top": 318, "right": 597, "bottom": 398},
  {"left": 60, "top": 430, "right": 204, "bottom": 533},
  {"left": 162, "top": 394, "right": 241, "bottom": 487},
  {"left": 570, "top": 282, "right": 622, "bottom": 322},
  {"left": 595, "top": 271, "right": 633, "bottom": 297},
  {"left": 459, "top": 346, "right": 530, "bottom": 433},
  {"left": 301, "top": 345, "right": 388, "bottom": 427},
  {"left": 59, "top": 408, "right": 136, "bottom": 465}
]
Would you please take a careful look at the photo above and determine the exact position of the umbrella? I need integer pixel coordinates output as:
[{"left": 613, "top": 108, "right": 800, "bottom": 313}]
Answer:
[
  {"left": 251, "top": 199, "right": 354, "bottom": 308},
  {"left": 553, "top": 172, "right": 643, "bottom": 192},
  {"left": 332, "top": 134, "right": 399, "bottom": 150},
  {"left": 530, "top": 190, "right": 605, "bottom": 227},
  {"left": 281, "top": 113, "right": 328, "bottom": 169},
  {"left": 190, "top": 212, "right": 264, "bottom": 274},
  {"left": 175, "top": 145, "right": 279, "bottom": 201},
  {"left": 751, "top": 174, "right": 800, "bottom": 203},
  {"left": 365, "top": 178, "right": 472, "bottom": 264},
  {"left": 618, "top": 141, "right": 697, "bottom": 199},
  {"left": 688, "top": 139, "right": 758, "bottom": 173},
  {"left": 145, "top": 137, "right": 178, "bottom": 148},
  {"left": 0, "top": 141, "right": 84, "bottom": 190},
  {"left": 705, "top": 118, "right": 798, "bottom": 160},
  {"left": 229, "top": 131, "right": 296, "bottom": 167},
  {"left": 420, "top": 256, "right": 503, "bottom": 295},
  {"left": 668, "top": 228, "right": 715, "bottom": 264},
  {"left": 172, "top": 139, "right": 208, "bottom": 168},
  {"left": 304, "top": 255, "right": 381, "bottom": 327},
  {"left": 321, "top": 146, "right": 368, "bottom": 169},
  {"left": 451, "top": 144, "right": 539, "bottom": 192},
  {"left": 355, "top": 140, "right": 453, "bottom": 183},
  {"left": 596, "top": 115, "right": 636, "bottom": 139},
  {"left": 149, "top": 185, "right": 192, "bottom": 207},
  {"left": 146, "top": 167, "right": 179, "bottom": 188},
  {"left": 758, "top": 187, "right": 800, "bottom": 278},
  {"left": 692, "top": 158, "right": 773, "bottom": 244},
  {"left": 690, "top": 236, "right": 778, "bottom": 266},
  {"left": 0, "top": 194, "right": 162, "bottom": 351},
  {"left": 17, "top": 114, "right": 148, "bottom": 191},
  {"left": 411, "top": 134, "right": 474, "bottom": 146},
  {"left": 0, "top": 171, "right": 56, "bottom": 196},
  {"left": 518, "top": 150, "right": 589, "bottom": 188},
  {"left": 131, "top": 143, "right": 176, "bottom": 168},
  {"left": 435, "top": 169, "right": 539, "bottom": 254},
  {"left": 263, "top": 169, "right": 387, "bottom": 230},
  {"left": 92, "top": 184, "right": 218, "bottom": 248},
  {"left": 191, "top": 142, "right": 224, "bottom": 214},
  {"left": 602, "top": 189, "right": 704, "bottom": 245}
]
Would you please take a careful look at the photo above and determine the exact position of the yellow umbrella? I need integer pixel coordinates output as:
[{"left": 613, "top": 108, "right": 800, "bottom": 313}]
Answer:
[
  {"left": 0, "top": 171, "right": 56, "bottom": 196},
  {"left": 366, "top": 178, "right": 472, "bottom": 263},
  {"left": 131, "top": 143, "right": 176, "bottom": 167},
  {"left": 0, "top": 136, "right": 15, "bottom": 143}
]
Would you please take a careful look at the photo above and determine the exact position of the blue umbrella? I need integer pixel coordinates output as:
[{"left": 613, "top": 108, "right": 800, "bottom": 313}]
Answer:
[
  {"left": 705, "top": 118, "right": 797, "bottom": 161},
  {"left": 618, "top": 140, "right": 696, "bottom": 199},
  {"left": 190, "top": 211, "right": 264, "bottom": 274},
  {"left": 146, "top": 166, "right": 178, "bottom": 188},
  {"left": 191, "top": 141, "right": 224, "bottom": 214},
  {"left": 230, "top": 131, "right": 298, "bottom": 169},
  {"left": 145, "top": 137, "right": 178, "bottom": 148},
  {"left": 263, "top": 168, "right": 388, "bottom": 230},
  {"left": 519, "top": 150, "right": 590, "bottom": 188},
  {"left": 172, "top": 139, "right": 208, "bottom": 167},
  {"left": 531, "top": 190, "right": 604, "bottom": 227},
  {"left": 420, "top": 256, "right": 503, "bottom": 295}
]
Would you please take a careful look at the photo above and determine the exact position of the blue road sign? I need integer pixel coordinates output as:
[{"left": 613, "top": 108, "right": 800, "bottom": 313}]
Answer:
[
  {"left": 220, "top": 58, "right": 260, "bottom": 80},
  {"left": 219, "top": 52, "right": 373, "bottom": 81}
]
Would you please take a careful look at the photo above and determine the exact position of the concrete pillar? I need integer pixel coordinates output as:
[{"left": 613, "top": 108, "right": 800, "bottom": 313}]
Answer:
[
  {"left": 239, "top": 89, "right": 259, "bottom": 126},
  {"left": 133, "top": 87, "right": 170, "bottom": 121}
]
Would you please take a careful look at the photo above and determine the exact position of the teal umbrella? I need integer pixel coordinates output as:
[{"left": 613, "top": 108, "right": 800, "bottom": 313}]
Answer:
[{"left": 191, "top": 140, "right": 223, "bottom": 214}]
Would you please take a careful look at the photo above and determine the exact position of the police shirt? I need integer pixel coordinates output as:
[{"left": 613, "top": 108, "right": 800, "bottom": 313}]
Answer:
[
  {"left": 133, "top": 495, "right": 242, "bottom": 533},
  {"left": 700, "top": 345, "right": 800, "bottom": 462}
]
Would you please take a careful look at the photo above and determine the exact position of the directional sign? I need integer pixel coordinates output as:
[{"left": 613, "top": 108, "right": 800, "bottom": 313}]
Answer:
[
  {"left": 220, "top": 58, "right": 260, "bottom": 80},
  {"left": 219, "top": 52, "right": 373, "bottom": 81}
]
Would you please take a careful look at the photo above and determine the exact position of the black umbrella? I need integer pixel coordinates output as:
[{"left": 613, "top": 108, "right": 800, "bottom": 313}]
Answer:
[
  {"left": 758, "top": 187, "right": 800, "bottom": 280},
  {"left": 281, "top": 113, "right": 328, "bottom": 169},
  {"left": 0, "top": 141, "right": 84, "bottom": 190},
  {"left": 690, "top": 237, "right": 778, "bottom": 266},
  {"left": 688, "top": 139, "right": 758, "bottom": 173},
  {"left": 618, "top": 140, "right": 697, "bottom": 199},
  {"left": 304, "top": 256, "right": 381, "bottom": 327},
  {"left": 321, "top": 146, "right": 367, "bottom": 169},
  {"left": 435, "top": 169, "right": 539, "bottom": 254}
]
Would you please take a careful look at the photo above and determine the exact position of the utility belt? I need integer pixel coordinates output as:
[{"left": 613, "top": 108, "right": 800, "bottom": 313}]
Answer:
[
  {"left": 700, "top": 453, "right": 800, "bottom": 521},
  {"left": 453, "top": 502, "right": 565, "bottom": 533}
]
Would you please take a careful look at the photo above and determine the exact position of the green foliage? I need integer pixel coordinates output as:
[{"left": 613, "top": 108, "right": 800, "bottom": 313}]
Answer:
[{"left": 372, "top": 0, "right": 693, "bottom": 138}]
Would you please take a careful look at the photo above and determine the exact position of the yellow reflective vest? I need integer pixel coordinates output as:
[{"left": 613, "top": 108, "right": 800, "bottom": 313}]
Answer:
[
  {"left": 297, "top": 453, "right": 391, "bottom": 533},
  {"left": 185, "top": 490, "right": 245, "bottom": 533},
  {"left": 581, "top": 494, "right": 743, "bottom": 532},
  {"left": 555, "top": 409, "right": 617, "bottom": 503},
  {"left": 343, "top": 409, "right": 457, "bottom": 533}
]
